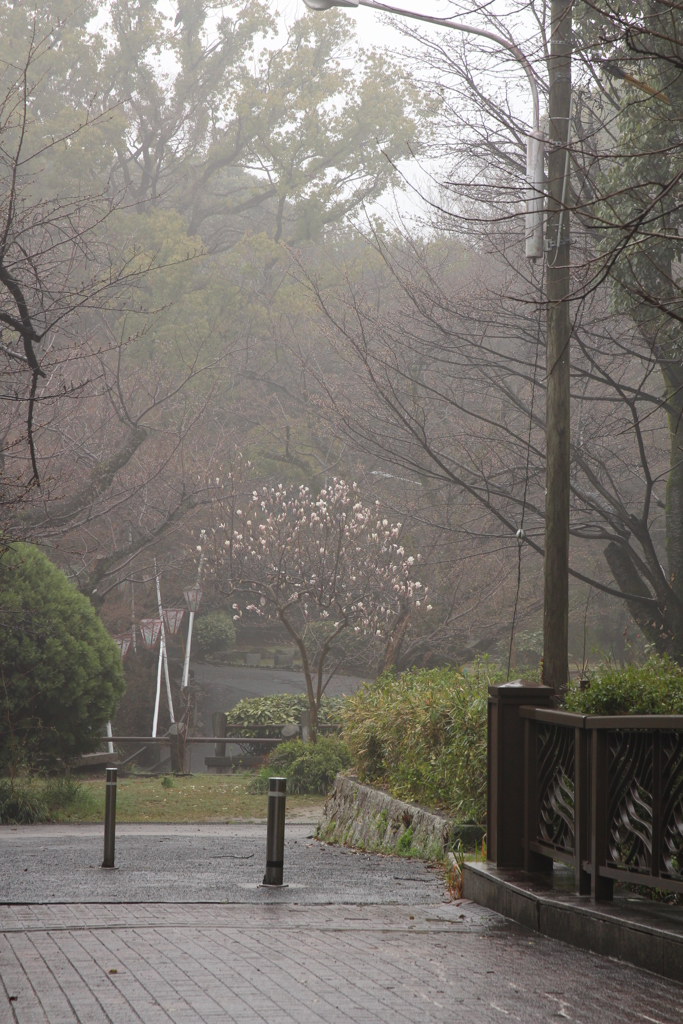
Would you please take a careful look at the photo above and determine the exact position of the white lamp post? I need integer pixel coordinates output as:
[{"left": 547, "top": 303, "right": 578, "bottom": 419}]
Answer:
[
  {"left": 139, "top": 616, "right": 165, "bottom": 736},
  {"left": 181, "top": 552, "right": 205, "bottom": 689},
  {"left": 302, "top": 0, "right": 544, "bottom": 259}
]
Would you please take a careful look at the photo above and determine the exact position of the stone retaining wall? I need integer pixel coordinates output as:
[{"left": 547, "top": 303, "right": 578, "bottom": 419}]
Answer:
[{"left": 316, "top": 774, "right": 484, "bottom": 859}]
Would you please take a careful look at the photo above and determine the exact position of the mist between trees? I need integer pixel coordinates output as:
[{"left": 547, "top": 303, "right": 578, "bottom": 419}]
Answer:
[{"left": 1, "top": 0, "right": 682, "bottom": 688}]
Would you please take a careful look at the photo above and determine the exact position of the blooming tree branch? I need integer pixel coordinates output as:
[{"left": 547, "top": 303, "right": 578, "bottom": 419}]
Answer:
[{"left": 205, "top": 478, "right": 427, "bottom": 737}]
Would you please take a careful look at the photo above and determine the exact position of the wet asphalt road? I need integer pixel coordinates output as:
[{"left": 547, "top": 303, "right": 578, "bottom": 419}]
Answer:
[{"left": 0, "top": 823, "right": 441, "bottom": 905}]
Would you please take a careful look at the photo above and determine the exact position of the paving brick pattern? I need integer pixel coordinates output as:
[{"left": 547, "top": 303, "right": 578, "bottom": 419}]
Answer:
[{"left": 1, "top": 902, "right": 682, "bottom": 1024}]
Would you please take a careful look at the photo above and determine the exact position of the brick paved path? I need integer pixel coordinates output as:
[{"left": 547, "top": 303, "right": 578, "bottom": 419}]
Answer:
[{"left": 2, "top": 901, "right": 683, "bottom": 1023}]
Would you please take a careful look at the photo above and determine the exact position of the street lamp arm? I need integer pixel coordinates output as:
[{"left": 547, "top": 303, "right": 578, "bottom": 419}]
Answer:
[
  {"left": 303, "top": 0, "right": 544, "bottom": 256},
  {"left": 326, "top": 0, "right": 540, "bottom": 131}
]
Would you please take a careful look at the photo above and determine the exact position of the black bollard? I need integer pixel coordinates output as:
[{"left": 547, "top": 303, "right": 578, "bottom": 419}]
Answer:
[
  {"left": 262, "top": 777, "right": 286, "bottom": 886},
  {"left": 102, "top": 767, "right": 117, "bottom": 868}
]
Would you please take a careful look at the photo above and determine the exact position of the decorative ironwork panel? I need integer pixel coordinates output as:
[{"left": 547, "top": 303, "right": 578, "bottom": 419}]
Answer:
[
  {"left": 661, "top": 731, "right": 683, "bottom": 880},
  {"left": 537, "top": 724, "right": 575, "bottom": 855},
  {"left": 607, "top": 730, "right": 652, "bottom": 874}
]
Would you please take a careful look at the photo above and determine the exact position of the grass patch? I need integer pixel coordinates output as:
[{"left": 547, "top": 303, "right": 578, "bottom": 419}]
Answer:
[
  {"left": 1, "top": 774, "right": 322, "bottom": 823},
  {"left": 396, "top": 825, "right": 414, "bottom": 855},
  {"left": 0, "top": 779, "right": 48, "bottom": 824},
  {"left": 45, "top": 773, "right": 323, "bottom": 822},
  {"left": 0, "top": 776, "right": 99, "bottom": 824}
]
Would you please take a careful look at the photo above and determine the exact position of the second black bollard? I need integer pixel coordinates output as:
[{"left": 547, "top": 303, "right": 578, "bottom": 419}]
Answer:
[
  {"left": 262, "top": 777, "right": 286, "bottom": 885},
  {"left": 102, "top": 767, "right": 117, "bottom": 868}
]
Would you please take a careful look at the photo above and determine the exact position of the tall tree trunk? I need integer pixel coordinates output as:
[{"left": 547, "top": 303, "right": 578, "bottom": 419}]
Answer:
[{"left": 663, "top": 360, "right": 683, "bottom": 659}]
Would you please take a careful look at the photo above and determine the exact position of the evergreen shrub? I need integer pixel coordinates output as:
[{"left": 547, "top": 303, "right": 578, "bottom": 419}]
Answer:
[
  {"left": 252, "top": 736, "right": 351, "bottom": 795},
  {"left": 225, "top": 693, "right": 345, "bottom": 726},
  {"left": 564, "top": 656, "right": 683, "bottom": 715},
  {"left": 192, "top": 610, "right": 236, "bottom": 661},
  {"left": 341, "top": 664, "right": 503, "bottom": 822}
]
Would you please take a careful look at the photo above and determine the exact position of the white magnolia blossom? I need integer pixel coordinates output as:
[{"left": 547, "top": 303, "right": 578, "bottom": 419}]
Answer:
[{"left": 208, "top": 479, "right": 426, "bottom": 645}]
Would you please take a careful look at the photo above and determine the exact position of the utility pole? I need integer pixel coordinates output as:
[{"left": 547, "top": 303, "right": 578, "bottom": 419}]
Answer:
[
  {"left": 543, "top": 0, "right": 573, "bottom": 695},
  {"left": 303, "top": 0, "right": 572, "bottom": 695}
]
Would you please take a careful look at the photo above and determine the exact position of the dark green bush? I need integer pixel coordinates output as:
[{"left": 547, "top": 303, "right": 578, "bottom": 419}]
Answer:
[
  {"left": 342, "top": 663, "right": 504, "bottom": 821},
  {"left": 193, "top": 611, "right": 236, "bottom": 660},
  {"left": 253, "top": 737, "right": 351, "bottom": 795},
  {"left": 564, "top": 656, "right": 683, "bottom": 715},
  {"left": 225, "top": 693, "right": 345, "bottom": 726},
  {"left": 0, "top": 543, "right": 125, "bottom": 772}
]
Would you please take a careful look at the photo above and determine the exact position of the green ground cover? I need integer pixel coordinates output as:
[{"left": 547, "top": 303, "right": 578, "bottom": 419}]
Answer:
[{"left": 0, "top": 774, "right": 323, "bottom": 824}]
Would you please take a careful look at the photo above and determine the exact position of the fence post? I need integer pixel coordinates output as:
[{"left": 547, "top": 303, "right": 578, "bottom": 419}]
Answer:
[
  {"left": 102, "top": 767, "right": 117, "bottom": 869},
  {"left": 488, "top": 682, "right": 554, "bottom": 868},
  {"left": 169, "top": 722, "right": 187, "bottom": 773},
  {"left": 212, "top": 712, "right": 227, "bottom": 758},
  {"left": 262, "top": 777, "right": 287, "bottom": 886},
  {"left": 590, "top": 728, "right": 613, "bottom": 901}
]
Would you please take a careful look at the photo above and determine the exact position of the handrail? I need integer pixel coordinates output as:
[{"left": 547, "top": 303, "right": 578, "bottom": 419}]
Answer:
[
  {"left": 519, "top": 706, "right": 683, "bottom": 729},
  {"left": 584, "top": 714, "right": 683, "bottom": 729},
  {"left": 519, "top": 707, "right": 587, "bottom": 726}
]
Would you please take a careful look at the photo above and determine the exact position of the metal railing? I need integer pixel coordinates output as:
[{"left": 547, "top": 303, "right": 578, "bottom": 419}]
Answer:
[{"left": 521, "top": 707, "right": 683, "bottom": 900}]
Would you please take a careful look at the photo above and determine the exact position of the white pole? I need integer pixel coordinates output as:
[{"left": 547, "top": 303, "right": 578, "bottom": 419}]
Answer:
[
  {"left": 106, "top": 720, "right": 114, "bottom": 755},
  {"left": 130, "top": 526, "right": 137, "bottom": 651},
  {"left": 181, "top": 610, "right": 194, "bottom": 689},
  {"left": 131, "top": 580, "right": 136, "bottom": 652},
  {"left": 181, "top": 552, "right": 205, "bottom": 689},
  {"left": 152, "top": 643, "right": 162, "bottom": 737},
  {"left": 155, "top": 563, "right": 175, "bottom": 724}
]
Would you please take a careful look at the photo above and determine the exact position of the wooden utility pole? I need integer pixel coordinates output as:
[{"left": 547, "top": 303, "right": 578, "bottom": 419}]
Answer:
[{"left": 543, "top": 0, "right": 572, "bottom": 694}]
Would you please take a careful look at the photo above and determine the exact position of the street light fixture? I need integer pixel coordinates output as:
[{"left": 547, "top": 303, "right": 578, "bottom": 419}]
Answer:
[
  {"left": 139, "top": 618, "right": 162, "bottom": 650},
  {"left": 302, "top": 0, "right": 545, "bottom": 259}
]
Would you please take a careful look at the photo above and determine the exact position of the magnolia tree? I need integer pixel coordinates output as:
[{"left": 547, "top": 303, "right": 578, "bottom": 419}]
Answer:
[{"left": 207, "top": 480, "right": 426, "bottom": 738}]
